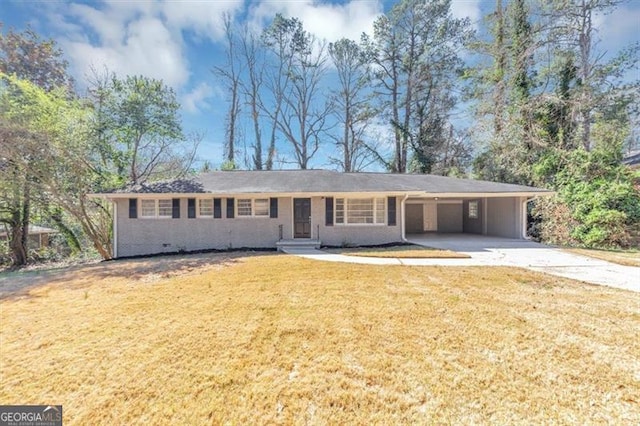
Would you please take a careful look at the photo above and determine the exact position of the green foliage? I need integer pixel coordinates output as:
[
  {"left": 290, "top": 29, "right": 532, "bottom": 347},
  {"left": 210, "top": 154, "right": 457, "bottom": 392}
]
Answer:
[
  {"left": 89, "top": 73, "right": 186, "bottom": 185},
  {"left": 0, "top": 73, "right": 113, "bottom": 258},
  {"left": 220, "top": 160, "right": 237, "bottom": 171},
  {"left": 535, "top": 139, "right": 640, "bottom": 248}
]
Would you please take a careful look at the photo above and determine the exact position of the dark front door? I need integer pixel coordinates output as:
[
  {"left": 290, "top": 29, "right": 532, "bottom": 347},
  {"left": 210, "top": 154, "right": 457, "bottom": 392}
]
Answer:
[{"left": 294, "top": 198, "right": 311, "bottom": 238}]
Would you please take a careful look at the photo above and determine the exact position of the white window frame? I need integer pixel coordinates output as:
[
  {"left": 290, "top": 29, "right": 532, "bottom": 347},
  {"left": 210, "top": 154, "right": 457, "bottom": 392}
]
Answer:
[
  {"left": 198, "top": 198, "right": 214, "bottom": 218},
  {"left": 335, "top": 197, "right": 386, "bottom": 226},
  {"left": 140, "top": 199, "right": 172, "bottom": 219},
  {"left": 236, "top": 198, "right": 270, "bottom": 218},
  {"left": 468, "top": 201, "right": 479, "bottom": 219}
]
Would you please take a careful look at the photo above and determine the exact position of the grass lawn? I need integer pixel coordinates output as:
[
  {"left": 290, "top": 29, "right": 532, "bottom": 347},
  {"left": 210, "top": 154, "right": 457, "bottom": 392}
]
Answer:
[
  {"left": 1, "top": 253, "right": 639, "bottom": 424},
  {"left": 566, "top": 247, "right": 640, "bottom": 267},
  {"left": 330, "top": 244, "right": 470, "bottom": 259}
]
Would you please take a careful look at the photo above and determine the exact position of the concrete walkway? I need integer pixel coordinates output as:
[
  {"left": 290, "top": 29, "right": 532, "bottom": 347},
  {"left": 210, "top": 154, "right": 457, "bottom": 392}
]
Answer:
[{"left": 281, "top": 235, "right": 640, "bottom": 293}]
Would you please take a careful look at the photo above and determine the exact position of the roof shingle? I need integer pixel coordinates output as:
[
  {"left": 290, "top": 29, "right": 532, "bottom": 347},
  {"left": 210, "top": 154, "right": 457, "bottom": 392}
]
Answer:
[{"left": 105, "top": 170, "right": 550, "bottom": 195}]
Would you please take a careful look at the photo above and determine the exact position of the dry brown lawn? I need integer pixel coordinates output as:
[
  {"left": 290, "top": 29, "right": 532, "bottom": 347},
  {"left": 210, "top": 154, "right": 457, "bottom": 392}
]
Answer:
[
  {"left": 1, "top": 252, "right": 639, "bottom": 424},
  {"left": 332, "top": 244, "right": 470, "bottom": 259},
  {"left": 567, "top": 248, "right": 640, "bottom": 267}
]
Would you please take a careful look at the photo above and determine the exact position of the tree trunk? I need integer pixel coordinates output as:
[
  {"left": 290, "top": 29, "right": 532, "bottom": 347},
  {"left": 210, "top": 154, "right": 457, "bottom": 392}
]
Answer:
[
  {"left": 343, "top": 106, "right": 351, "bottom": 172},
  {"left": 9, "top": 221, "right": 27, "bottom": 266}
]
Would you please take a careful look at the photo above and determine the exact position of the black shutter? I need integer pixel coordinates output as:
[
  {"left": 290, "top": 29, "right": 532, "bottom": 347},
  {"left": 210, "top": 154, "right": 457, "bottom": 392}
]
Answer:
[
  {"left": 387, "top": 196, "right": 396, "bottom": 226},
  {"left": 129, "top": 198, "right": 137, "bottom": 219},
  {"left": 226, "top": 198, "right": 235, "bottom": 218},
  {"left": 270, "top": 198, "right": 278, "bottom": 218},
  {"left": 214, "top": 198, "right": 222, "bottom": 218},
  {"left": 325, "top": 197, "right": 334, "bottom": 226},
  {"left": 172, "top": 198, "right": 180, "bottom": 218},
  {"left": 187, "top": 198, "right": 196, "bottom": 218}
]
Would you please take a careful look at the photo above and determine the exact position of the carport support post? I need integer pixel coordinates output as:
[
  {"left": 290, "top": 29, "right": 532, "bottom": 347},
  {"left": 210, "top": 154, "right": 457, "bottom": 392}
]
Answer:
[
  {"left": 523, "top": 197, "right": 534, "bottom": 239},
  {"left": 482, "top": 197, "right": 488, "bottom": 235},
  {"left": 112, "top": 200, "right": 118, "bottom": 258}
]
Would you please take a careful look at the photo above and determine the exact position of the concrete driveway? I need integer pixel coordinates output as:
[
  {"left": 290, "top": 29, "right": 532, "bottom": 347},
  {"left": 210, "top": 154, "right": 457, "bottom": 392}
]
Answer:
[
  {"left": 407, "top": 234, "right": 639, "bottom": 293},
  {"left": 283, "top": 234, "right": 639, "bottom": 292}
]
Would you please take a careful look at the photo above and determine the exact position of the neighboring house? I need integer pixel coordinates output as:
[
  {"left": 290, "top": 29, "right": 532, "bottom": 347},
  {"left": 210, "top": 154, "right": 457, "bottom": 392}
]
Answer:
[
  {"left": 623, "top": 151, "right": 640, "bottom": 169},
  {"left": 0, "top": 225, "right": 58, "bottom": 249},
  {"left": 93, "top": 170, "right": 552, "bottom": 258}
]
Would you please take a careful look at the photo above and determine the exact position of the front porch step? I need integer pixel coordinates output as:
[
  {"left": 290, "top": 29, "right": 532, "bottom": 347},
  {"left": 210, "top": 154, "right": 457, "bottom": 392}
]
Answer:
[{"left": 276, "top": 239, "right": 321, "bottom": 252}]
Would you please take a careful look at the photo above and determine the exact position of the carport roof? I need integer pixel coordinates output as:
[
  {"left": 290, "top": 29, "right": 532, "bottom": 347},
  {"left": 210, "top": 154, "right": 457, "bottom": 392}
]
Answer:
[{"left": 100, "top": 170, "right": 551, "bottom": 196}]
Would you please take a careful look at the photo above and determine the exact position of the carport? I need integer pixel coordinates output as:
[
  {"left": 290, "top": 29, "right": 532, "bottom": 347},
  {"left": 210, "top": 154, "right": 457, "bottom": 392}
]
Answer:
[{"left": 404, "top": 195, "right": 530, "bottom": 239}]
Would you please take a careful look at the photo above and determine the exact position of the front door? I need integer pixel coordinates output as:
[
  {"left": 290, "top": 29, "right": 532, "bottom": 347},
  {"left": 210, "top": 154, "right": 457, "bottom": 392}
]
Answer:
[{"left": 293, "top": 198, "right": 311, "bottom": 238}]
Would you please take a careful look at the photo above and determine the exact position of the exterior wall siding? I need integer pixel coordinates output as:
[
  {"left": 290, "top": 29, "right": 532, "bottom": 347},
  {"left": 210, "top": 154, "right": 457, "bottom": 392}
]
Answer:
[
  {"left": 311, "top": 196, "right": 403, "bottom": 247},
  {"left": 436, "top": 203, "right": 463, "bottom": 233},
  {"left": 114, "top": 195, "right": 404, "bottom": 257},
  {"left": 486, "top": 197, "right": 524, "bottom": 238},
  {"left": 115, "top": 197, "right": 292, "bottom": 257}
]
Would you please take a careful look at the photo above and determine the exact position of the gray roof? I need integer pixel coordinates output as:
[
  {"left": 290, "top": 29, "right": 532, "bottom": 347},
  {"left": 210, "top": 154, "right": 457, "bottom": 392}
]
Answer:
[
  {"left": 623, "top": 151, "right": 640, "bottom": 167},
  {"left": 0, "top": 225, "right": 57, "bottom": 238},
  {"left": 106, "top": 170, "right": 550, "bottom": 196}
]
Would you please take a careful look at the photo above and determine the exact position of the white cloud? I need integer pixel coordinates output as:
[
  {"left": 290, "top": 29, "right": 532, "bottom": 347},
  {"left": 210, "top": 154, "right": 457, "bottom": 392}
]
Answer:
[
  {"left": 249, "top": 0, "right": 383, "bottom": 43},
  {"left": 182, "top": 82, "right": 214, "bottom": 114},
  {"left": 54, "top": 2, "right": 189, "bottom": 89},
  {"left": 49, "top": 0, "right": 241, "bottom": 90},
  {"left": 450, "top": 0, "right": 482, "bottom": 29},
  {"left": 160, "top": 0, "right": 244, "bottom": 41}
]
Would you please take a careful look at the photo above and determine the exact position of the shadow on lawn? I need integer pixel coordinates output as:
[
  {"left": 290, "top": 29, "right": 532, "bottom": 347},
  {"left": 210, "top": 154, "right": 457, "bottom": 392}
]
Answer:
[{"left": 0, "top": 251, "right": 274, "bottom": 301}]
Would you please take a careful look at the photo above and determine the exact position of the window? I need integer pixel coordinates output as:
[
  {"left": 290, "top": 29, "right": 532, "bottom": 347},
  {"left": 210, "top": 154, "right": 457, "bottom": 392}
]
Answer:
[
  {"left": 237, "top": 198, "right": 270, "bottom": 217},
  {"left": 469, "top": 201, "right": 478, "bottom": 219},
  {"left": 254, "top": 199, "right": 269, "bottom": 216},
  {"left": 335, "top": 197, "right": 386, "bottom": 225},
  {"left": 376, "top": 198, "right": 385, "bottom": 224},
  {"left": 140, "top": 199, "right": 172, "bottom": 218},
  {"left": 348, "top": 198, "right": 374, "bottom": 223},
  {"left": 335, "top": 198, "right": 345, "bottom": 224},
  {"left": 199, "top": 199, "right": 213, "bottom": 217},
  {"left": 141, "top": 199, "right": 156, "bottom": 218},
  {"left": 158, "top": 199, "right": 172, "bottom": 217},
  {"left": 237, "top": 199, "right": 252, "bottom": 216}
]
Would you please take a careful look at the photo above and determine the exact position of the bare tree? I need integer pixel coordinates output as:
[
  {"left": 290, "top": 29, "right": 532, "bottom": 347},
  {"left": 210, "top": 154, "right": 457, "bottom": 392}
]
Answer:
[
  {"left": 213, "top": 13, "right": 241, "bottom": 165},
  {"left": 328, "top": 38, "right": 377, "bottom": 172},
  {"left": 262, "top": 14, "right": 332, "bottom": 169},
  {"left": 239, "top": 25, "right": 275, "bottom": 170}
]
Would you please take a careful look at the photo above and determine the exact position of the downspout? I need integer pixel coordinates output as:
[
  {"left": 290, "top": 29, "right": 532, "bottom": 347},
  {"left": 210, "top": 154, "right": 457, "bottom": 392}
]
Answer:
[{"left": 400, "top": 193, "right": 409, "bottom": 242}]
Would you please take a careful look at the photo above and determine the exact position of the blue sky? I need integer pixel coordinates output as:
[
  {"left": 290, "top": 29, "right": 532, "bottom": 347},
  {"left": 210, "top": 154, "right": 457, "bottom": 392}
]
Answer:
[{"left": 1, "top": 0, "right": 639, "bottom": 169}]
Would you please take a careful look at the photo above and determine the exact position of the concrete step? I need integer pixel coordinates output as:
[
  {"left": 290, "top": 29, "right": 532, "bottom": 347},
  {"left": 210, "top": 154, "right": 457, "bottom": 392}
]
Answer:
[{"left": 276, "top": 239, "right": 321, "bottom": 252}]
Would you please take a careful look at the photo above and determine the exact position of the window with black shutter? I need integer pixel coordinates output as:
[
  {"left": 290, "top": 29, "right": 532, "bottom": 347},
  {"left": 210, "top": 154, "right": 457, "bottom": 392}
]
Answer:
[
  {"left": 325, "top": 197, "right": 334, "bottom": 226},
  {"left": 172, "top": 199, "right": 180, "bottom": 218},
  {"left": 187, "top": 198, "right": 196, "bottom": 218},
  {"left": 226, "top": 198, "right": 235, "bottom": 218},
  {"left": 129, "top": 198, "right": 137, "bottom": 219},
  {"left": 270, "top": 198, "right": 278, "bottom": 218},
  {"left": 214, "top": 198, "right": 222, "bottom": 218},
  {"left": 387, "top": 196, "right": 396, "bottom": 226}
]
